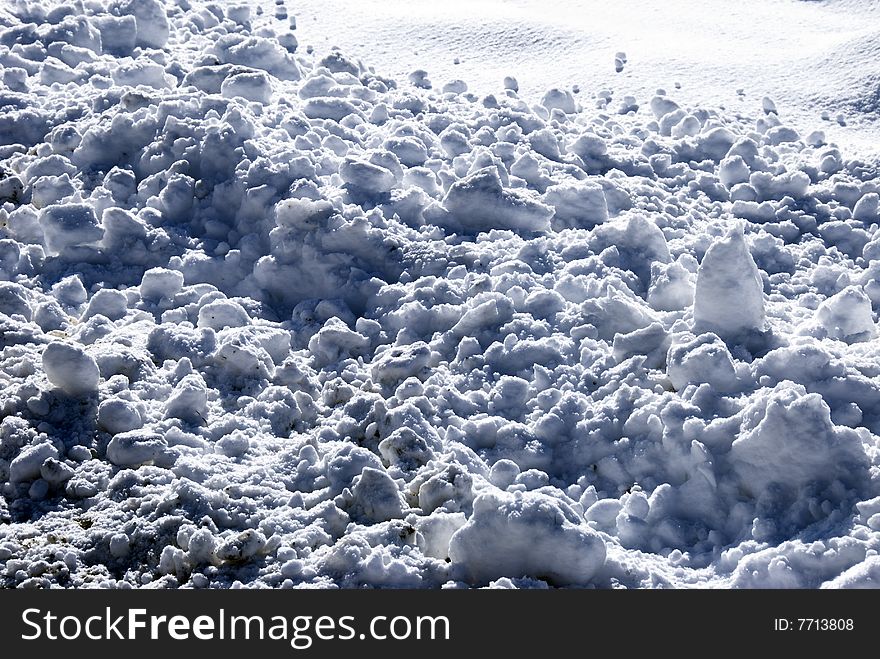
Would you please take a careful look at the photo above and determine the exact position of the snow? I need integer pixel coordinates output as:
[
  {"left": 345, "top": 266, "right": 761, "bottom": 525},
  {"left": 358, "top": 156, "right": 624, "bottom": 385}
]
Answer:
[
  {"left": 40, "top": 342, "right": 101, "bottom": 396},
  {"left": 1, "top": 0, "right": 880, "bottom": 591},
  {"left": 693, "top": 224, "right": 766, "bottom": 338},
  {"left": 449, "top": 489, "right": 606, "bottom": 586}
]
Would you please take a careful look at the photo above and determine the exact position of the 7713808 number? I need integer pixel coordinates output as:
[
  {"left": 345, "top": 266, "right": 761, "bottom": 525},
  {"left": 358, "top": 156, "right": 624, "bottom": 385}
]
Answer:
[
  {"left": 774, "top": 619, "right": 854, "bottom": 631},
  {"left": 799, "top": 619, "right": 853, "bottom": 631}
]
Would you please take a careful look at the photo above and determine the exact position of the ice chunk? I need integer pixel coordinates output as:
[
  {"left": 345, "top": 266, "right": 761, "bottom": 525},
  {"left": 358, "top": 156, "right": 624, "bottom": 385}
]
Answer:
[
  {"left": 449, "top": 490, "right": 606, "bottom": 586},
  {"left": 693, "top": 224, "right": 765, "bottom": 337},
  {"left": 42, "top": 342, "right": 100, "bottom": 396}
]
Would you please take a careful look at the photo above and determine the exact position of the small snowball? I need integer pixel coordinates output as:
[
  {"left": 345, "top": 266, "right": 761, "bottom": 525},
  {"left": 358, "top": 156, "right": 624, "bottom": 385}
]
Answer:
[{"left": 97, "top": 398, "right": 143, "bottom": 434}]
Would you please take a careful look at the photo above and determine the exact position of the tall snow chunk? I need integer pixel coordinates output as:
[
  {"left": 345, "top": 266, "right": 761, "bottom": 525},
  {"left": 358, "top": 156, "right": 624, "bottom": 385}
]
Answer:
[
  {"left": 693, "top": 224, "right": 765, "bottom": 337},
  {"left": 111, "top": 0, "right": 169, "bottom": 49}
]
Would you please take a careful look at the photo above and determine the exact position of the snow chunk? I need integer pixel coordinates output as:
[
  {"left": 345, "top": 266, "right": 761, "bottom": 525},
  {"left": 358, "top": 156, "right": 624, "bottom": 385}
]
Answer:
[
  {"left": 443, "top": 167, "right": 552, "bottom": 232},
  {"left": 693, "top": 224, "right": 765, "bottom": 337},
  {"left": 730, "top": 383, "right": 868, "bottom": 501},
  {"left": 449, "top": 489, "right": 606, "bottom": 586},
  {"left": 853, "top": 193, "right": 879, "bottom": 223},
  {"left": 106, "top": 430, "right": 168, "bottom": 468},
  {"left": 303, "top": 97, "right": 360, "bottom": 121},
  {"left": 667, "top": 333, "right": 740, "bottom": 392},
  {"left": 82, "top": 289, "right": 128, "bottom": 321},
  {"left": 90, "top": 15, "right": 137, "bottom": 54},
  {"left": 97, "top": 398, "right": 143, "bottom": 434},
  {"left": 541, "top": 88, "right": 576, "bottom": 114},
  {"left": 10, "top": 442, "right": 59, "bottom": 483},
  {"left": 165, "top": 374, "right": 208, "bottom": 423},
  {"left": 347, "top": 467, "right": 406, "bottom": 523},
  {"left": 42, "top": 342, "right": 100, "bottom": 396},
  {"left": 275, "top": 198, "right": 335, "bottom": 230},
  {"left": 308, "top": 317, "right": 369, "bottom": 365},
  {"left": 544, "top": 180, "right": 608, "bottom": 229},
  {"left": 340, "top": 157, "right": 396, "bottom": 194},
  {"left": 648, "top": 260, "right": 695, "bottom": 311},
  {"left": 111, "top": 0, "right": 169, "bottom": 49},
  {"left": 0, "top": 282, "right": 33, "bottom": 320},
  {"left": 221, "top": 71, "right": 273, "bottom": 104},
  {"left": 371, "top": 342, "right": 432, "bottom": 385},
  {"left": 815, "top": 286, "right": 876, "bottom": 343},
  {"left": 140, "top": 267, "right": 184, "bottom": 301},
  {"left": 198, "top": 299, "right": 251, "bottom": 331},
  {"left": 39, "top": 203, "right": 103, "bottom": 254},
  {"left": 213, "top": 35, "right": 301, "bottom": 81}
]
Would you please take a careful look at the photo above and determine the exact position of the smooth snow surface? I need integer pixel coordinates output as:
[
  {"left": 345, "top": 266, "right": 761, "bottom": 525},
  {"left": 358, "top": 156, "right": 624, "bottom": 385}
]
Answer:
[
  {"left": 287, "top": 0, "right": 880, "bottom": 159},
  {"left": 1, "top": 0, "right": 880, "bottom": 589}
]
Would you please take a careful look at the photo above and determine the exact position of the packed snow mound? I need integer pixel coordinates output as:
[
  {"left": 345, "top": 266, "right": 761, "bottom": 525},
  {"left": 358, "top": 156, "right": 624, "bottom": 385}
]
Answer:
[{"left": 0, "top": 0, "right": 879, "bottom": 590}]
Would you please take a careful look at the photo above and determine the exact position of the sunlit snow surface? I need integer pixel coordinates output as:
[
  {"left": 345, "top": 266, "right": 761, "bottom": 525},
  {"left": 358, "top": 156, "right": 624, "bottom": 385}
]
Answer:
[{"left": 1, "top": 0, "right": 880, "bottom": 589}]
